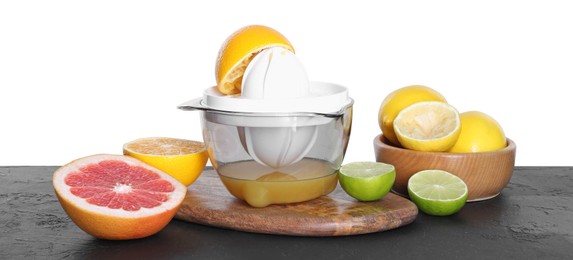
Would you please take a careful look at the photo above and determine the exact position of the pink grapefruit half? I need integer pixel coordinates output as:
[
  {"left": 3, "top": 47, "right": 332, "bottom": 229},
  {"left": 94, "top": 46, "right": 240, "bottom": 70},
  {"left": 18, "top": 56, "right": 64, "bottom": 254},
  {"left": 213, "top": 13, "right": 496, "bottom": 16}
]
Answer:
[{"left": 53, "top": 154, "right": 187, "bottom": 240}]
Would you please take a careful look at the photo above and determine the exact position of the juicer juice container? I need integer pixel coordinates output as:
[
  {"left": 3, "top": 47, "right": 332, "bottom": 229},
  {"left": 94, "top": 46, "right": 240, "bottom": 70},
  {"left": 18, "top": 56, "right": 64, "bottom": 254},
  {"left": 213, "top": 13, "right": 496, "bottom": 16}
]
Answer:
[{"left": 178, "top": 82, "right": 352, "bottom": 207}]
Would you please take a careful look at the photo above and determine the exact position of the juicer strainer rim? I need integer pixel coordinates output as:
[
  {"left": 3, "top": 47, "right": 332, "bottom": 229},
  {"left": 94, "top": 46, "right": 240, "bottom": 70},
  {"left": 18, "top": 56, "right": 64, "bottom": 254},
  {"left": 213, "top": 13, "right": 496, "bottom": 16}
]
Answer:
[{"left": 178, "top": 97, "right": 353, "bottom": 118}]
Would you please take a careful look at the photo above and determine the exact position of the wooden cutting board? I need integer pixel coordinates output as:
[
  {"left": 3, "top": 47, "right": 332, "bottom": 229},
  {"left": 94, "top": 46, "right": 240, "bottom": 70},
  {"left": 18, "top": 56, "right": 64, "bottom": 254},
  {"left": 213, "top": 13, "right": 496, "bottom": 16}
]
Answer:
[{"left": 175, "top": 168, "right": 418, "bottom": 236}]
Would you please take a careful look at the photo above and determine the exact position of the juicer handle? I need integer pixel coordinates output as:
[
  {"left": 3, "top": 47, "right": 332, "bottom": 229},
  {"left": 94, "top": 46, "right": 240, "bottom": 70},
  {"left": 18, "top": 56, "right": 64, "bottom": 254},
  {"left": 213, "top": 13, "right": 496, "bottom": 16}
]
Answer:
[
  {"left": 177, "top": 98, "right": 205, "bottom": 111},
  {"left": 317, "top": 98, "right": 354, "bottom": 118}
]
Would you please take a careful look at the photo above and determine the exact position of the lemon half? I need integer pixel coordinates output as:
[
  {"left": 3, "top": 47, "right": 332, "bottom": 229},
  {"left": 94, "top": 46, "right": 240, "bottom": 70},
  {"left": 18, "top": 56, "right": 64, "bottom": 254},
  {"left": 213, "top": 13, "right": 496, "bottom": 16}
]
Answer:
[
  {"left": 393, "top": 101, "right": 461, "bottom": 152},
  {"left": 215, "top": 25, "right": 294, "bottom": 95},
  {"left": 378, "top": 85, "right": 447, "bottom": 145}
]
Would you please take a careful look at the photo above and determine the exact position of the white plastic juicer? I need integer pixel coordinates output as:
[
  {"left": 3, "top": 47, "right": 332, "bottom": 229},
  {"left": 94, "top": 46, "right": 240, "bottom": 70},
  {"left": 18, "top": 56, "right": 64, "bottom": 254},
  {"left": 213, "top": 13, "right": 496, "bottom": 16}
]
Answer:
[{"left": 178, "top": 47, "right": 353, "bottom": 207}]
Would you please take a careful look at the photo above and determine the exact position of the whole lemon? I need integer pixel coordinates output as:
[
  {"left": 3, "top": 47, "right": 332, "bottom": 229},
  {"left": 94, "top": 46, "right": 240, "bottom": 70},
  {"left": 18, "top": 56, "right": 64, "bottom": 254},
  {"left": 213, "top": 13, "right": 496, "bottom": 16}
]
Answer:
[
  {"left": 448, "top": 111, "right": 506, "bottom": 153},
  {"left": 378, "top": 85, "right": 447, "bottom": 145}
]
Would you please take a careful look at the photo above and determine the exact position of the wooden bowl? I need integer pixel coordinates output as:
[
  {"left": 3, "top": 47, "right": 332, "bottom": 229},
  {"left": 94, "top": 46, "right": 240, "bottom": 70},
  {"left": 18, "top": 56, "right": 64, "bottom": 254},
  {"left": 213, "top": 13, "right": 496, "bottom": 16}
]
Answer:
[{"left": 373, "top": 134, "right": 516, "bottom": 202}]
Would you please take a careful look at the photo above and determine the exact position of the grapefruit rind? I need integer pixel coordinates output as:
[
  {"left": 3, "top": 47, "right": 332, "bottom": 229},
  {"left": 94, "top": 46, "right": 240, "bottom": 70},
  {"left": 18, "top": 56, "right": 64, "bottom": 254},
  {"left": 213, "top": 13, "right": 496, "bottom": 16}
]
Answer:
[{"left": 53, "top": 154, "right": 187, "bottom": 240}]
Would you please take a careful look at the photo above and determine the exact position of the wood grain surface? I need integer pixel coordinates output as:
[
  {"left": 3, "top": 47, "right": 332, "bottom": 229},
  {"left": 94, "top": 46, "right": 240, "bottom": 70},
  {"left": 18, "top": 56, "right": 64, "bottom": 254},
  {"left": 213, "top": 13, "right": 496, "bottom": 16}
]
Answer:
[
  {"left": 374, "top": 135, "right": 516, "bottom": 201},
  {"left": 175, "top": 168, "right": 418, "bottom": 236}
]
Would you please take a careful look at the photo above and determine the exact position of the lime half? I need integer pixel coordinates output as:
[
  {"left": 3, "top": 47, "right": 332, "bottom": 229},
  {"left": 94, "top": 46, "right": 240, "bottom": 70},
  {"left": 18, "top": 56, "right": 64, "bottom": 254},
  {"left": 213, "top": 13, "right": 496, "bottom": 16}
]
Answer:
[
  {"left": 338, "top": 162, "right": 396, "bottom": 202},
  {"left": 407, "top": 170, "right": 468, "bottom": 216}
]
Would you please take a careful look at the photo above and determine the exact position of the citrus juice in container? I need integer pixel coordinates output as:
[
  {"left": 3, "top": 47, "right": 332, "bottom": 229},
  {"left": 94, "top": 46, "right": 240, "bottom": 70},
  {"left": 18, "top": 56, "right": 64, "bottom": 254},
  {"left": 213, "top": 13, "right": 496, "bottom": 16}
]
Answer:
[
  {"left": 178, "top": 25, "right": 353, "bottom": 207},
  {"left": 217, "top": 159, "right": 339, "bottom": 208}
]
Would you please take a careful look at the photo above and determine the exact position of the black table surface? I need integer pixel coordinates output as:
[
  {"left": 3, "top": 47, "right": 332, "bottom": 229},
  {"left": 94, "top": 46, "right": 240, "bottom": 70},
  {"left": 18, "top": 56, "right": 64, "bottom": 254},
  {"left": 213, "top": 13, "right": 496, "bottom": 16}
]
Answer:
[{"left": 1, "top": 166, "right": 572, "bottom": 259}]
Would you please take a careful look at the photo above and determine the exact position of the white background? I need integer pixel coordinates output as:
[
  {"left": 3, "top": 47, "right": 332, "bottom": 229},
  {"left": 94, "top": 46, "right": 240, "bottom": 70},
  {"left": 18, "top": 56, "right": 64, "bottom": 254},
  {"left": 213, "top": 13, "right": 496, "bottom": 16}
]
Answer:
[{"left": 1, "top": 0, "right": 572, "bottom": 166}]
